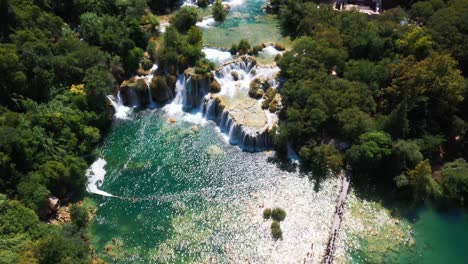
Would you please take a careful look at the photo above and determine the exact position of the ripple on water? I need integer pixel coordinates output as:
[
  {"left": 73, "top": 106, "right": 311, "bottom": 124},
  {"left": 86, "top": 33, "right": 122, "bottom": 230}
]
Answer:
[{"left": 90, "top": 111, "right": 342, "bottom": 263}]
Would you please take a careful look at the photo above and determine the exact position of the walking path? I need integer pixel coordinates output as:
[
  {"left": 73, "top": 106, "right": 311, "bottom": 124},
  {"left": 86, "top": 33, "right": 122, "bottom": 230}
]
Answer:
[{"left": 323, "top": 166, "right": 351, "bottom": 264}]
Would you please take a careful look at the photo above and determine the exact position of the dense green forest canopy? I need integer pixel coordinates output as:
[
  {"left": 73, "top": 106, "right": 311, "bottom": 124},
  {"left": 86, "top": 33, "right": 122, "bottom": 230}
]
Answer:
[{"left": 274, "top": 0, "right": 468, "bottom": 205}]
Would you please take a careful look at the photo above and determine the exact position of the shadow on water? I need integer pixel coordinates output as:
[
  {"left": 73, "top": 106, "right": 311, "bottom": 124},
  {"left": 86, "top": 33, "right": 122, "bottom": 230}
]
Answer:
[{"left": 266, "top": 153, "right": 327, "bottom": 192}]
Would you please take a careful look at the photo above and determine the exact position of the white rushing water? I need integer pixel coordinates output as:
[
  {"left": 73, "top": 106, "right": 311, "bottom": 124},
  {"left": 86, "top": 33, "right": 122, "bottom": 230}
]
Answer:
[
  {"left": 85, "top": 158, "right": 114, "bottom": 197},
  {"left": 202, "top": 47, "right": 233, "bottom": 64},
  {"left": 196, "top": 17, "right": 216, "bottom": 29},
  {"left": 107, "top": 94, "right": 132, "bottom": 120}
]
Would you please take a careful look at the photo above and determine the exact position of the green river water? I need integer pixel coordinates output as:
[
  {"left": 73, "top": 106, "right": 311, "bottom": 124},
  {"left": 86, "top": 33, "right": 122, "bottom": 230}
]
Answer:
[
  {"left": 90, "top": 111, "right": 340, "bottom": 263},
  {"left": 201, "top": 0, "right": 291, "bottom": 48},
  {"left": 90, "top": 1, "right": 468, "bottom": 263}
]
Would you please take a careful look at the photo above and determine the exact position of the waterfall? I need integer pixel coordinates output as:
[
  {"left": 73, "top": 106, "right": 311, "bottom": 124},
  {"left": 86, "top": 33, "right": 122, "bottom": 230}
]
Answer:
[
  {"left": 107, "top": 93, "right": 132, "bottom": 120},
  {"left": 112, "top": 56, "right": 281, "bottom": 152},
  {"left": 201, "top": 96, "right": 275, "bottom": 152}
]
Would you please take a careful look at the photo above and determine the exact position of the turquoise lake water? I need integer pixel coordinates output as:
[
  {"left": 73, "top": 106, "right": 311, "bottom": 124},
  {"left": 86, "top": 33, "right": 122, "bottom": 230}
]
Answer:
[
  {"left": 90, "top": 110, "right": 341, "bottom": 263},
  {"left": 90, "top": 0, "right": 468, "bottom": 262}
]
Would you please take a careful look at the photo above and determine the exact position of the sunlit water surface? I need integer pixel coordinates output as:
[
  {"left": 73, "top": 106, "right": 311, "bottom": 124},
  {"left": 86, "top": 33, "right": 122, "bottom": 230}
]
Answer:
[{"left": 90, "top": 110, "right": 340, "bottom": 263}]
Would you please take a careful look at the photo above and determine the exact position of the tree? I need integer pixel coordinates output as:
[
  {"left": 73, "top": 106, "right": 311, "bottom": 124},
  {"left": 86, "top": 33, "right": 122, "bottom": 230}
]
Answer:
[
  {"left": 337, "top": 107, "right": 375, "bottom": 141},
  {"left": 70, "top": 204, "right": 89, "bottom": 229},
  {"left": 407, "top": 159, "right": 442, "bottom": 199},
  {"left": 427, "top": 0, "right": 468, "bottom": 74},
  {"left": 79, "top": 12, "right": 103, "bottom": 45},
  {"left": 396, "top": 27, "right": 433, "bottom": 60},
  {"left": 440, "top": 159, "right": 468, "bottom": 203},
  {"left": 392, "top": 140, "right": 423, "bottom": 172},
  {"left": 212, "top": 0, "right": 227, "bottom": 22},
  {"left": 172, "top": 7, "right": 199, "bottom": 33},
  {"left": 237, "top": 39, "right": 251, "bottom": 55},
  {"left": 299, "top": 144, "right": 344, "bottom": 178},
  {"left": 383, "top": 53, "right": 464, "bottom": 136},
  {"left": 347, "top": 131, "right": 393, "bottom": 173}
]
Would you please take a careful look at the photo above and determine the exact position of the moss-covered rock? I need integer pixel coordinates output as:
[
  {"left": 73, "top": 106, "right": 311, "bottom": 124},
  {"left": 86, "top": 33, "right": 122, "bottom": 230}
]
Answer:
[
  {"left": 231, "top": 71, "right": 239, "bottom": 81},
  {"left": 249, "top": 77, "right": 269, "bottom": 99},
  {"left": 150, "top": 76, "right": 172, "bottom": 103},
  {"left": 262, "top": 87, "right": 277, "bottom": 109},
  {"left": 274, "top": 42, "right": 286, "bottom": 51},
  {"left": 210, "top": 79, "right": 221, "bottom": 93},
  {"left": 269, "top": 94, "right": 282, "bottom": 113}
]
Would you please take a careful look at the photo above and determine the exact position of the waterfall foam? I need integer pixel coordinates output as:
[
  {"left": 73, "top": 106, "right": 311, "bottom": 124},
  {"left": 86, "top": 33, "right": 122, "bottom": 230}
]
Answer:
[
  {"left": 202, "top": 47, "right": 233, "bottom": 64},
  {"left": 201, "top": 57, "right": 280, "bottom": 151},
  {"left": 110, "top": 55, "right": 281, "bottom": 152},
  {"left": 86, "top": 158, "right": 114, "bottom": 197},
  {"left": 107, "top": 94, "right": 132, "bottom": 120},
  {"left": 196, "top": 17, "right": 216, "bottom": 29}
]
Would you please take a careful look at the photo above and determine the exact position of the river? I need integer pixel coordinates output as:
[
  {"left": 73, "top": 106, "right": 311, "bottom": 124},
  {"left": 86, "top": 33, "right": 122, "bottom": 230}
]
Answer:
[{"left": 89, "top": 0, "right": 468, "bottom": 263}]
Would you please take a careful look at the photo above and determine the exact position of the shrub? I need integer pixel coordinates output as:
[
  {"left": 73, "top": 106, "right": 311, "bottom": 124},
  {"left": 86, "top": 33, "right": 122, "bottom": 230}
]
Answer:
[
  {"left": 195, "top": 58, "right": 215, "bottom": 76},
  {"left": 173, "top": 7, "right": 199, "bottom": 33},
  {"left": 70, "top": 204, "right": 89, "bottom": 229},
  {"left": 229, "top": 43, "right": 238, "bottom": 55},
  {"left": 271, "top": 207, "right": 286, "bottom": 221},
  {"left": 271, "top": 220, "right": 282, "bottom": 239},
  {"left": 212, "top": 0, "right": 228, "bottom": 22},
  {"left": 237, "top": 39, "right": 251, "bottom": 55},
  {"left": 197, "top": 0, "right": 209, "bottom": 8},
  {"left": 263, "top": 208, "right": 272, "bottom": 219}
]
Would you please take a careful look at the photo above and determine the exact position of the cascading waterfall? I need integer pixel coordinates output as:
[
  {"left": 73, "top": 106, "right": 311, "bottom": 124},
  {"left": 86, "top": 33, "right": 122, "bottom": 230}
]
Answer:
[
  {"left": 200, "top": 57, "right": 280, "bottom": 152},
  {"left": 109, "top": 57, "right": 280, "bottom": 151}
]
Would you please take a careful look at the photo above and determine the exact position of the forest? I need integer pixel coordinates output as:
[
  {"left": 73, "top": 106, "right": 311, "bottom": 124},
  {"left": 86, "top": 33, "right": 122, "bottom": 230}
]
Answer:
[
  {"left": 274, "top": 0, "right": 468, "bottom": 205},
  {"left": 0, "top": 0, "right": 467, "bottom": 263}
]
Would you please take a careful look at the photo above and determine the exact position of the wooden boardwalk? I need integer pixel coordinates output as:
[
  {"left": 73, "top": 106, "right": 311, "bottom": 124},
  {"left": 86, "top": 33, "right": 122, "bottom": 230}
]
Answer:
[{"left": 323, "top": 167, "right": 351, "bottom": 264}]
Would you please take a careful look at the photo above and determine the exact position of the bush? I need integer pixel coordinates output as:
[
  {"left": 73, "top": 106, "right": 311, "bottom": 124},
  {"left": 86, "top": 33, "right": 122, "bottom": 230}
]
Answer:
[
  {"left": 263, "top": 208, "right": 272, "bottom": 219},
  {"left": 212, "top": 0, "right": 228, "bottom": 22},
  {"left": 229, "top": 43, "right": 238, "bottom": 55},
  {"left": 195, "top": 58, "right": 215, "bottom": 76},
  {"left": 237, "top": 39, "right": 251, "bottom": 55},
  {"left": 271, "top": 220, "right": 282, "bottom": 239},
  {"left": 271, "top": 207, "right": 286, "bottom": 221},
  {"left": 173, "top": 7, "right": 199, "bottom": 33},
  {"left": 70, "top": 204, "right": 89, "bottom": 229},
  {"left": 197, "top": 0, "right": 209, "bottom": 8}
]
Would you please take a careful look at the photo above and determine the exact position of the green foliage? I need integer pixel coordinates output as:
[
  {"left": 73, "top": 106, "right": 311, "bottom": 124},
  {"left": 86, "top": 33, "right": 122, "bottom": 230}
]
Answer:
[
  {"left": 173, "top": 7, "right": 199, "bottom": 33},
  {"left": 427, "top": 0, "right": 468, "bottom": 74},
  {"left": 407, "top": 160, "right": 442, "bottom": 199},
  {"left": 271, "top": 207, "right": 286, "bottom": 222},
  {"left": 392, "top": 140, "right": 424, "bottom": 172},
  {"left": 440, "top": 159, "right": 468, "bottom": 203},
  {"left": 124, "top": 47, "right": 144, "bottom": 73},
  {"left": 212, "top": 0, "right": 228, "bottom": 22},
  {"left": 195, "top": 58, "right": 215, "bottom": 76},
  {"left": 237, "top": 39, "right": 251, "bottom": 55},
  {"left": 300, "top": 144, "right": 344, "bottom": 178},
  {"left": 70, "top": 204, "right": 89, "bottom": 229},
  {"left": 229, "top": 43, "right": 237, "bottom": 55},
  {"left": 383, "top": 53, "right": 464, "bottom": 136},
  {"left": 347, "top": 131, "right": 393, "bottom": 174},
  {"left": 263, "top": 208, "right": 272, "bottom": 219},
  {"left": 270, "top": 220, "right": 282, "bottom": 239},
  {"left": 396, "top": 27, "right": 433, "bottom": 59},
  {"left": 156, "top": 26, "right": 204, "bottom": 73},
  {"left": 197, "top": 0, "right": 209, "bottom": 8},
  {"left": 344, "top": 59, "right": 390, "bottom": 95}
]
